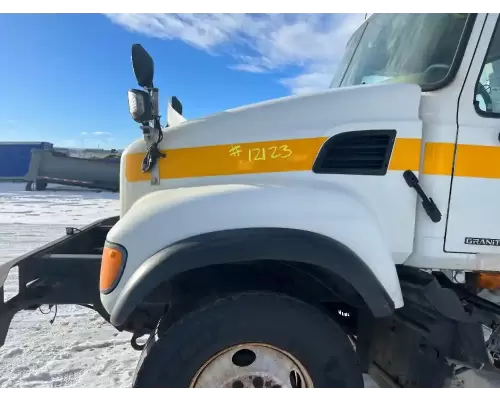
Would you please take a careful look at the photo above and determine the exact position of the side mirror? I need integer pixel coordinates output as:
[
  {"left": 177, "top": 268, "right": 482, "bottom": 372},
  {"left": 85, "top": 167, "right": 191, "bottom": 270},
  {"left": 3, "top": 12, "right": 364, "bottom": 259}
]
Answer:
[
  {"left": 128, "top": 89, "right": 153, "bottom": 123},
  {"left": 131, "top": 44, "right": 154, "bottom": 88}
]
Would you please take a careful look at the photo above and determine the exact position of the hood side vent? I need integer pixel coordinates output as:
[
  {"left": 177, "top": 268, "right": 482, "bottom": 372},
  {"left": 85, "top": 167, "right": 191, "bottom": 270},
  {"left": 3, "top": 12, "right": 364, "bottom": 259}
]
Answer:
[{"left": 313, "top": 130, "right": 397, "bottom": 176}]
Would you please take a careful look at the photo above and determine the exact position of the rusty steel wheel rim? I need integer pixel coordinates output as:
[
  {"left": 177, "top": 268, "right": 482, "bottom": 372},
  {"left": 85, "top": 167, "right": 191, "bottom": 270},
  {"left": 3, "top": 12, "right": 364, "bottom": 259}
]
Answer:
[{"left": 189, "top": 342, "right": 314, "bottom": 388}]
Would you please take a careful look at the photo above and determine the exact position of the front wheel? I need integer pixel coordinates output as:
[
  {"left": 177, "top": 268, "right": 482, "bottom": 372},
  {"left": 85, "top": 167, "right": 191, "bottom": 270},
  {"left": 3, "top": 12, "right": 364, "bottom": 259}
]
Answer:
[{"left": 132, "top": 292, "right": 364, "bottom": 388}]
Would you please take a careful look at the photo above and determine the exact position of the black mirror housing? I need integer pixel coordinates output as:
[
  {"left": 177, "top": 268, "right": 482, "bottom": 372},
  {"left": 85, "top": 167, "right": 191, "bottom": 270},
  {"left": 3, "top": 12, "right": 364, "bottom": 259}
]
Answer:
[{"left": 131, "top": 44, "right": 154, "bottom": 89}]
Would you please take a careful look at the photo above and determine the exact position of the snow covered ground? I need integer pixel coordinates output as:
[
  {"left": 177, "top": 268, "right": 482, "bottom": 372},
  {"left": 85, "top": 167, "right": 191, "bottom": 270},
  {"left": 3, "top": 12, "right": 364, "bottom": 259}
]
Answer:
[
  {"left": 0, "top": 182, "right": 496, "bottom": 388},
  {"left": 0, "top": 183, "right": 140, "bottom": 388}
]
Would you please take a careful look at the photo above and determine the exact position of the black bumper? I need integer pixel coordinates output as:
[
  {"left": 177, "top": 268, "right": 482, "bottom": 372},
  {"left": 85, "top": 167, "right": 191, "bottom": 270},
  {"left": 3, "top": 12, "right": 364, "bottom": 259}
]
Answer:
[{"left": 0, "top": 216, "right": 118, "bottom": 347}]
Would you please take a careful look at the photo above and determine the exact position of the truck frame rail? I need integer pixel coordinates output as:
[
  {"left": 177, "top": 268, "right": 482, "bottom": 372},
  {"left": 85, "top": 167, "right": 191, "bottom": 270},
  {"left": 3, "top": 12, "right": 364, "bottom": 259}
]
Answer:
[{"left": 0, "top": 216, "right": 119, "bottom": 347}]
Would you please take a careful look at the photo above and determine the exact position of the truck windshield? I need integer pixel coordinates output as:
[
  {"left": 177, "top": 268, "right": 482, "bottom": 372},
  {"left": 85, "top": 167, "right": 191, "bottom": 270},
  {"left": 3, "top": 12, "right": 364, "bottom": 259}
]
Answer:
[{"left": 331, "top": 14, "right": 472, "bottom": 91}]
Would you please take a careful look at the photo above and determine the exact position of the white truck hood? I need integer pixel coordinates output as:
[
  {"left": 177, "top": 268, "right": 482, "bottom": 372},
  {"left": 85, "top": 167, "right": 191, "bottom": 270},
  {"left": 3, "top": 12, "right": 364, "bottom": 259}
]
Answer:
[{"left": 151, "top": 82, "right": 422, "bottom": 149}]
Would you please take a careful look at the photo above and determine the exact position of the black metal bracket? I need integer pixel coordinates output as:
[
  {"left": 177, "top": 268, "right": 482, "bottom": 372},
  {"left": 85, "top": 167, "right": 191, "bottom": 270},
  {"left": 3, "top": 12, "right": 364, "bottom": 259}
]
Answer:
[
  {"left": 0, "top": 217, "right": 119, "bottom": 348},
  {"left": 403, "top": 170, "right": 442, "bottom": 223}
]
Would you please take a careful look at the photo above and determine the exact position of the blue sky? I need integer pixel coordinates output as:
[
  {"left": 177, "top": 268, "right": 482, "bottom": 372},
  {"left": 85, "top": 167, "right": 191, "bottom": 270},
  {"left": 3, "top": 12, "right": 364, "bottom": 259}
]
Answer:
[{"left": 0, "top": 13, "right": 364, "bottom": 150}]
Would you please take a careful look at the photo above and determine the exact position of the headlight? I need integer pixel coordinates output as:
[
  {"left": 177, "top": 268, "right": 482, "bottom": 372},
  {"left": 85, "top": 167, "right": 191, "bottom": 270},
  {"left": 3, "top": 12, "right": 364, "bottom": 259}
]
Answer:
[{"left": 127, "top": 89, "right": 152, "bottom": 123}]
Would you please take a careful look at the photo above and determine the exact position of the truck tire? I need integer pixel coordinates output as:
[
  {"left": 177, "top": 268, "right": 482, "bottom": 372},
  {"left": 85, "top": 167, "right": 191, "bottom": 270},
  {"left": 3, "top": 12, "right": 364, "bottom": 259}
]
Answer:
[
  {"left": 132, "top": 291, "right": 364, "bottom": 388},
  {"left": 25, "top": 180, "right": 47, "bottom": 191},
  {"left": 35, "top": 180, "right": 47, "bottom": 191}
]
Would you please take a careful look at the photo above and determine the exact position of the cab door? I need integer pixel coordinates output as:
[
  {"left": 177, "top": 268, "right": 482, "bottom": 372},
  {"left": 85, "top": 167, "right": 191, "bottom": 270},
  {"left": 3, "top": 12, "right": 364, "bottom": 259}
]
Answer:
[{"left": 446, "top": 14, "right": 500, "bottom": 257}]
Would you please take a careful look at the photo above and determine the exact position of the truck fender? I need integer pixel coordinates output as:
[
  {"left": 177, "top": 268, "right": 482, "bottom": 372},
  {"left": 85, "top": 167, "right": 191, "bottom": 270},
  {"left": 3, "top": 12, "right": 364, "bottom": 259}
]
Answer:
[
  {"left": 109, "top": 227, "right": 397, "bottom": 326},
  {"left": 105, "top": 184, "right": 404, "bottom": 325}
]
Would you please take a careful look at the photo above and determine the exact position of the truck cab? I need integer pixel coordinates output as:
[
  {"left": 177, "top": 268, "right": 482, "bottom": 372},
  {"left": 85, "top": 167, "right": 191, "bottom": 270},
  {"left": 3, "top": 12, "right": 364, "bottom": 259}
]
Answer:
[
  {"left": 331, "top": 13, "right": 500, "bottom": 269},
  {"left": 2, "top": 13, "right": 500, "bottom": 388}
]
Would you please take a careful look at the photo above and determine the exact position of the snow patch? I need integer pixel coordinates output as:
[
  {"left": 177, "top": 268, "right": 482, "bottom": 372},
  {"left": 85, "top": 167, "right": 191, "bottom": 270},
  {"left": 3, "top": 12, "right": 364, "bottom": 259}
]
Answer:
[{"left": 0, "top": 183, "right": 137, "bottom": 388}]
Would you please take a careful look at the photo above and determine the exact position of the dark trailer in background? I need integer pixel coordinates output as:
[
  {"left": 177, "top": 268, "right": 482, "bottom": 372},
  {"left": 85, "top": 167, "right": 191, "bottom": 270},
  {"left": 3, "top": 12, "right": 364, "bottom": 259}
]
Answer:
[
  {"left": 0, "top": 142, "right": 53, "bottom": 182},
  {"left": 24, "top": 148, "right": 120, "bottom": 192},
  {"left": 0, "top": 142, "right": 120, "bottom": 192}
]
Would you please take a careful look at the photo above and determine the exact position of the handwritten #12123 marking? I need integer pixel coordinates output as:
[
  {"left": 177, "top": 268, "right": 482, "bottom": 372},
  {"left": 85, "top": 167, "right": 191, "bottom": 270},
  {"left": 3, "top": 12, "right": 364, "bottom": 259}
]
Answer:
[{"left": 228, "top": 144, "right": 293, "bottom": 161}]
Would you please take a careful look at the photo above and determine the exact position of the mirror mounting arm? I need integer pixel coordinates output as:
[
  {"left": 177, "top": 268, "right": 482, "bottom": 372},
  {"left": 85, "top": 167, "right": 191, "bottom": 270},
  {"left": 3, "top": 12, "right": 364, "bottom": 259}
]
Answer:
[
  {"left": 141, "top": 87, "right": 166, "bottom": 175},
  {"left": 151, "top": 88, "right": 159, "bottom": 120}
]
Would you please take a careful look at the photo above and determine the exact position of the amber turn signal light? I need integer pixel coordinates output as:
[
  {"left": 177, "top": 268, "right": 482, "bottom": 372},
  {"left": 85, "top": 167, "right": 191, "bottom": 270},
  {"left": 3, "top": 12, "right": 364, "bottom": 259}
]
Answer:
[
  {"left": 100, "top": 242, "right": 127, "bottom": 294},
  {"left": 476, "top": 272, "right": 500, "bottom": 290}
]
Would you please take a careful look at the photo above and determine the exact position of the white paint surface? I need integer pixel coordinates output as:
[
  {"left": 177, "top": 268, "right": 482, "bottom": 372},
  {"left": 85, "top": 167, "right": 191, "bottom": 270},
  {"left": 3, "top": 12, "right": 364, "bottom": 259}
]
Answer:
[{"left": 0, "top": 183, "right": 380, "bottom": 387}]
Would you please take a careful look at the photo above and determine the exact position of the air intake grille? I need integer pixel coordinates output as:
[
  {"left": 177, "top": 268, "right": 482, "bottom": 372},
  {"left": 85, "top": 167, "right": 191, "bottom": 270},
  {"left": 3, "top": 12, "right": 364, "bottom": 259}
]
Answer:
[{"left": 313, "top": 130, "right": 397, "bottom": 175}]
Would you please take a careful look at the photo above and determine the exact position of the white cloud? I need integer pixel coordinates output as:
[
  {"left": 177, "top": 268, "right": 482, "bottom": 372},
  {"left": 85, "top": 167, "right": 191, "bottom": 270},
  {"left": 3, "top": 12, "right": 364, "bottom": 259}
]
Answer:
[
  {"left": 229, "top": 64, "right": 268, "bottom": 74},
  {"left": 280, "top": 69, "right": 334, "bottom": 95},
  {"left": 105, "top": 13, "right": 366, "bottom": 94}
]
